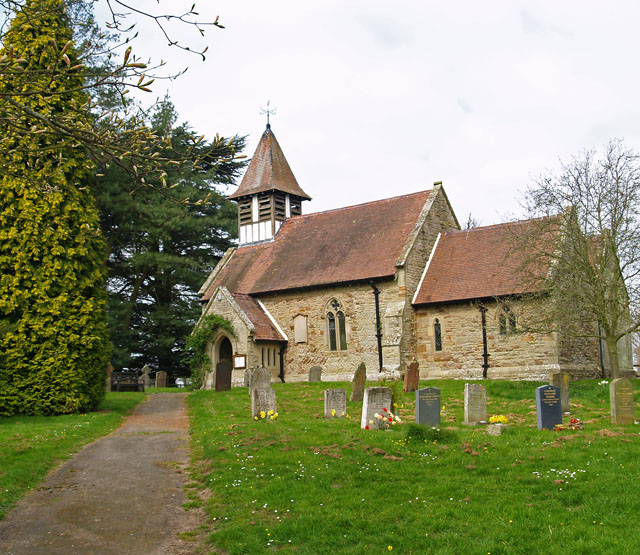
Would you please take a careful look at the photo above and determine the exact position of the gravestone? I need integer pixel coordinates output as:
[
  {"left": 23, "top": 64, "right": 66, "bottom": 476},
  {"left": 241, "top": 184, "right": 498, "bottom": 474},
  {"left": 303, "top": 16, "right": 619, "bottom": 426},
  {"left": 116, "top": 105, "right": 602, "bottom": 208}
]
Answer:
[
  {"left": 535, "top": 385, "right": 562, "bottom": 430},
  {"left": 610, "top": 378, "right": 635, "bottom": 425},
  {"left": 243, "top": 368, "right": 253, "bottom": 388},
  {"left": 141, "top": 364, "right": 151, "bottom": 388},
  {"left": 403, "top": 360, "right": 420, "bottom": 393},
  {"left": 550, "top": 371, "right": 570, "bottom": 413},
  {"left": 360, "top": 387, "right": 392, "bottom": 429},
  {"left": 309, "top": 366, "right": 323, "bottom": 382},
  {"left": 350, "top": 362, "right": 366, "bottom": 402},
  {"left": 463, "top": 383, "right": 487, "bottom": 425},
  {"left": 324, "top": 388, "right": 347, "bottom": 418},
  {"left": 215, "top": 359, "right": 232, "bottom": 391},
  {"left": 155, "top": 370, "right": 167, "bottom": 388},
  {"left": 249, "top": 366, "right": 271, "bottom": 395},
  {"left": 252, "top": 386, "right": 277, "bottom": 420},
  {"left": 416, "top": 387, "right": 441, "bottom": 427},
  {"left": 106, "top": 363, "right": 113, "bottom": 392}
]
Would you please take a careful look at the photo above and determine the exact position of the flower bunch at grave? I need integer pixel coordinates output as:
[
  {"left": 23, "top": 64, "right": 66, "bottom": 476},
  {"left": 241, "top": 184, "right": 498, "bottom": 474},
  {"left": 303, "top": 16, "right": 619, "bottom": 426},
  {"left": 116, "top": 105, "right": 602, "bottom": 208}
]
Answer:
[
  {"left": 569, "top": 418, "right": 583, "bottom": 430},
  {"left": 489, "top": 415, "right": 508, "bottom": 424},
  {"left": 254, "top": 410, "right": 278, "bottom": 421},
  {"left": 330, "top": 409, "right": 346, "bottom": 418},
  {"left": 371, "top": 407, "right": 401, "bottom": 430}
]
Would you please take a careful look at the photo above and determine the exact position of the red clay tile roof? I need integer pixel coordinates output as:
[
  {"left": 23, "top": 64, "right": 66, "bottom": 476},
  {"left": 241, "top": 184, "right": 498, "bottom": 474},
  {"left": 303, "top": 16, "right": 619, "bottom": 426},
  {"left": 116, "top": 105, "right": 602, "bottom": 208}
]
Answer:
[
  {"left": 232, "top": 293, "right": 286, "bottom": 342},
  {"left": 228, "top": 126, "right": 311, "bottom": 201},
  {"left": 413, "top": 218, "right": 557, "bottom": 305},
  {"left": 202, "top": 190, "right": 433, "bottom": 299}
]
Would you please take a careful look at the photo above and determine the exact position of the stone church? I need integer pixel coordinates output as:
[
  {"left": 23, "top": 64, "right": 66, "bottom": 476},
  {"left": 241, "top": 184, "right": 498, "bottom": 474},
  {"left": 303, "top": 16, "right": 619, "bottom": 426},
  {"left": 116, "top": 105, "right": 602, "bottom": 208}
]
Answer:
[{"left": 197, "top": 124, "right": 630, "bottom": 387}]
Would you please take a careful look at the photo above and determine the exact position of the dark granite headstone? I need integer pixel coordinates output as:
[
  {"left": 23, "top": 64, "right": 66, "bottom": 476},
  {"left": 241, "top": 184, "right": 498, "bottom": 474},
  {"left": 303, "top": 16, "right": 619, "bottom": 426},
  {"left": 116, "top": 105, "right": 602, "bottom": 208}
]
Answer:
[
  {"left": 416, "top": 387, "right": 441, "bottom": 427},
  {"left": 550, "top": 371, "right": 570, "bottom": 413},
  {"left": 155, "top": 370, "right": 167, "bottom": 388},
  {"left": 350, "top": 362, "right": 366, "bottom": 402},
  {"left": 610, "top": 378, "right": 635, "bottom": 425},
  {"left": 403, "top": 360, "right": 420, "bottom": 393},
  {"left": 309, "top": 366, "right": 323, "bottom": 382},
  {"left": 536, "top": 385, "right": 562, "bottom": 430},
  {"left": 324, "top": 388, "right": 347, "bottom": 418}
]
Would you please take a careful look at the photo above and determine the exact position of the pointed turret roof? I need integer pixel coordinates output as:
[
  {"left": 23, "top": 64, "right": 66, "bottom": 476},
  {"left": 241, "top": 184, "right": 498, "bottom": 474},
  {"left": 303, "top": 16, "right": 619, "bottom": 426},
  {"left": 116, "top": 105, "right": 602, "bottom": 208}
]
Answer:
[{"left": 228, "top": 125, "right": 311, "bottom": 201}]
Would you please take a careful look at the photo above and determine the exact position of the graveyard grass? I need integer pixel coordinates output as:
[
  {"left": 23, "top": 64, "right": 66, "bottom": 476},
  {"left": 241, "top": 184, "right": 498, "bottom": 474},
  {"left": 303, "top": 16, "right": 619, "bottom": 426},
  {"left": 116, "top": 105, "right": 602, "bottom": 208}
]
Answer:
[
  {"left": 0, "top": 392, "right": 146, "bottom": 519},
  {"left": 188, "top": 379, "right": 640, "bottom": 554}
]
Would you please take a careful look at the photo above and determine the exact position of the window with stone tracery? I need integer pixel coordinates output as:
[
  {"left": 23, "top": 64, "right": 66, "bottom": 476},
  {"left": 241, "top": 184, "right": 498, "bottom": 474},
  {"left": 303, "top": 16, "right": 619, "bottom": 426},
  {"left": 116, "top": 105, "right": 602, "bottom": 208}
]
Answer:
[
  {"left": 326, "top": 299, "right": 347, "bottom": 351},
  {"left": 498, "top": 306, "right": 517, "bottom": 336}
]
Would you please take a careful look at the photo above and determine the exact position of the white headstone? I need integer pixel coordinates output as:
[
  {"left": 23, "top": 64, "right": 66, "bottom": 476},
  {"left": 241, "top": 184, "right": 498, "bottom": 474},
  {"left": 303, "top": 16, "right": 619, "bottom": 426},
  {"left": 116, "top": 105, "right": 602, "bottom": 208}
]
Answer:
[
  {"left": 464, "top": 383, "right": 487, "bottom": 425},
  {"left": 361, "top": 387, "right": 392, "bottom": 429}
]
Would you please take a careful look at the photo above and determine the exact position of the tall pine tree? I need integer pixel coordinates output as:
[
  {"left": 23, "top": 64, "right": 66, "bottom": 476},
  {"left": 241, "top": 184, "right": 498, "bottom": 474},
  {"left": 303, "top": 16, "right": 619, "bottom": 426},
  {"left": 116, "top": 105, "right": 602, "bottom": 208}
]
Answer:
[
  {"left": 0, "top": 0, "right": 110, "bottom": 415},
  {"left": 95, "top": 98, "right": 244, "bottom": 381}
]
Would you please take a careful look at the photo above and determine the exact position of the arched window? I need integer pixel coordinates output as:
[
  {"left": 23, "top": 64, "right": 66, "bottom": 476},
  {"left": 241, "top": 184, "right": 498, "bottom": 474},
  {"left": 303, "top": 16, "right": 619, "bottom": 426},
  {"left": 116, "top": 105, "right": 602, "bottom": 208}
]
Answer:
[
  {"left": 434, "top": 318, "right": 442, "bottom": 352},
  {"left": 499, "top": 306, "right": 516, "bottom": 336},
  {"left": 326, "top": 299, "right": 347, "bottom": 351}
]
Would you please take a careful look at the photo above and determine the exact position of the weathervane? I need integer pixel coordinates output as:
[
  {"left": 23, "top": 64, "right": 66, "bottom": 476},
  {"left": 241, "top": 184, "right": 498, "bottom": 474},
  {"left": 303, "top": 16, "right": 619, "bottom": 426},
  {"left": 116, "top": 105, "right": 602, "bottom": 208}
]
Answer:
[{"left": 260, "top": 100, "right": 276, "bottom": 129}]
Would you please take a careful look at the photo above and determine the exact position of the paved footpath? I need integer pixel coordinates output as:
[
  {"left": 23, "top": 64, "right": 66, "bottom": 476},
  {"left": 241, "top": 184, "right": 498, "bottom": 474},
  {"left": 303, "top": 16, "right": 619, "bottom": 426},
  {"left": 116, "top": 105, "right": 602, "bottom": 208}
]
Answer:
[{"left": 0, "top": 393, "right": 199, "bottom": 555}]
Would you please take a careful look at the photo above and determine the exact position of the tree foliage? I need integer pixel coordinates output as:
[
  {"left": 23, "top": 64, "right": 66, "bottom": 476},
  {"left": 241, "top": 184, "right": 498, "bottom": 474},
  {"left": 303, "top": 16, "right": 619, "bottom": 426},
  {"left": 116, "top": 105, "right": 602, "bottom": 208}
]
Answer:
[
  {"left": 0, "top": 0, "right": 109, "bottom": 415},
  {"left": 511, "top": 140, "right": 639, "bottom": 378},
  {"left": 95, "top": 97, "right": 245, "bottom": 381},
  {"left": 0, "top": 0, "right": 237, "bottom": 190}
]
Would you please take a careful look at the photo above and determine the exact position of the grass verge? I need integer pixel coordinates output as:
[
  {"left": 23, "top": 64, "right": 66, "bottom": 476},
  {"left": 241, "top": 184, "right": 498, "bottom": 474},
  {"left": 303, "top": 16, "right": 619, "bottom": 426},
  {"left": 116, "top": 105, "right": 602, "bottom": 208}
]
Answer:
[
  {"left": 0, "top": 391, "right": 145, "bottom": 519},
  {"left": 188, "top": 379, "right": 640, "bottom": 554}
]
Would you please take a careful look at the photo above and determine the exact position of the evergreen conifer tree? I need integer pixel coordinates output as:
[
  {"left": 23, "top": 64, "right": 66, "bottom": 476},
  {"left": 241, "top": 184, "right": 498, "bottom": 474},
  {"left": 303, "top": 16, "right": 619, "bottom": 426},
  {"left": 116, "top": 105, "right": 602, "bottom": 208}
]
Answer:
[{"left": 0, "top": 0, "right": 110, "bottom": 415}]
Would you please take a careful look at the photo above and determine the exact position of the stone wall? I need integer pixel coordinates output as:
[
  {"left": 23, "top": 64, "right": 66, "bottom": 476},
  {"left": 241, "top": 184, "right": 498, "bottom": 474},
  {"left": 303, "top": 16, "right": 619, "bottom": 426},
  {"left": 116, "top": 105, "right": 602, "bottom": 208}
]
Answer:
[
  {"left": 259, "top": 280, "right": 403, "bottom": 382},
  {"left": 415, "top": 298, "right": 609, "bottom": 380},
  {"left": 398, "top": 186, "right": 459, "bottom": 375},
  {"left": 415, "top": 300, "right": 560, "bottom": 380},
  {"left": 201, "top": 289, "right": 255, "bottom": 387}
]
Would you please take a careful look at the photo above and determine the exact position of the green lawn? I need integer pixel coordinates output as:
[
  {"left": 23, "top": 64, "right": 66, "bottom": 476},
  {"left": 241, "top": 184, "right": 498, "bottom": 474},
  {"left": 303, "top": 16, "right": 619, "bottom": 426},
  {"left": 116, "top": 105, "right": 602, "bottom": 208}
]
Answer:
[
  {"left": 0, "top": 391, "right": 145, "bottom": 519},
  {"left": 187, "top": 379, "right": 640, "bottom": 554}
]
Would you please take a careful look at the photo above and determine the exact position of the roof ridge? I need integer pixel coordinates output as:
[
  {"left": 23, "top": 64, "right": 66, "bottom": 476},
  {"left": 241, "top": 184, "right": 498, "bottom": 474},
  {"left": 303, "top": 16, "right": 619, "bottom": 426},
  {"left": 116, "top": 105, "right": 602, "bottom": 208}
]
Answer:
[
  {"left": 291, "top": 190, "right": 432, "bottom": 220},
  {"left": 444, "top": 215, "right": 557, "bottom": 235}
]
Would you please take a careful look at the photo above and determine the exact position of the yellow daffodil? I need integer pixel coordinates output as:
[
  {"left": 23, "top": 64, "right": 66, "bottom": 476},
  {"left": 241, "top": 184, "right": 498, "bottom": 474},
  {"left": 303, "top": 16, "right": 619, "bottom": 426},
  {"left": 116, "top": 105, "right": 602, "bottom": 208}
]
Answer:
[{"left": 260, "top": 411, "right": 266, "bottom": 419}]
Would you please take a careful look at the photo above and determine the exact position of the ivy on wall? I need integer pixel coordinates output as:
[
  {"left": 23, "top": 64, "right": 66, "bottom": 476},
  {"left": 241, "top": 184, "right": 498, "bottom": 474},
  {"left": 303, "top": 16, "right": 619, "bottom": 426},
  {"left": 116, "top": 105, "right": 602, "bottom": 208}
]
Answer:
[{"left": 184, "top": 314, "right": 235, "bottom": 388}]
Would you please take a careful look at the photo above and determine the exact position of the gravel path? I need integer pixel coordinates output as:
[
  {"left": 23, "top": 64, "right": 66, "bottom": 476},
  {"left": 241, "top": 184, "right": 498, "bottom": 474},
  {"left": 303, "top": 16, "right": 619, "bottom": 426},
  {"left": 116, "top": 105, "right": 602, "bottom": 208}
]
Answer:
[{"left": 0, "top": 393, "right": 199, "bottom": 554}]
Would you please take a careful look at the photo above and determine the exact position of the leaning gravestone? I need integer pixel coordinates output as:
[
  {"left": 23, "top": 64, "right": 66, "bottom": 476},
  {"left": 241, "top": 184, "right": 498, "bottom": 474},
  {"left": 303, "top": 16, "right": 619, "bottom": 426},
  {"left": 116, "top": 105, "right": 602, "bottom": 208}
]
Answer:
[
  {"left": 416, "top": 387, "right": 441, "bottom": 427},
  {"left": 309, "top": 366, "right": 323, "bottom": 382},
  {"left": 141, "top": 364, "right": 151, "bottom": 388},
  {"left": 324, "top": 388, "right": 347, "bottom": 418},
  {"left": 252, "top": 386, "right": 277, "bottom": 420},
  {"left": 536, "top": 384, "right": 562, "bottom": 430},
  {"left": 361, "top": 387, "right": 392, "bottom": 429},
  {"left": 610, "top": 378, "right": 635, "bottom": 425},
  {"left": 350, "top": 362, "right": 366, "bottom": 402},
  {"left": 249, "top": 366, "right": 271, "bottom": 396},
  {"left": 155, "top": 370, "right": 167, "bottom": 388},
  {"left": 403, "top": 360, "right": 420, "bottom": 393},
  {"left": 550, "top": 371, "right": 570, "bottom": 413},
  {"left": 464, "top": 383, "right": 487, "bottom": 425}
]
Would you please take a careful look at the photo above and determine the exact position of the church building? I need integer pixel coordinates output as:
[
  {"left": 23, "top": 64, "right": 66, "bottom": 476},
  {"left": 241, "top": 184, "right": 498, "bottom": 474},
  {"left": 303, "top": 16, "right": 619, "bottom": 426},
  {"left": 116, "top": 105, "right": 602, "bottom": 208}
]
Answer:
[{"left": 197, "top": 124, "right": 629, "bottom": 387}]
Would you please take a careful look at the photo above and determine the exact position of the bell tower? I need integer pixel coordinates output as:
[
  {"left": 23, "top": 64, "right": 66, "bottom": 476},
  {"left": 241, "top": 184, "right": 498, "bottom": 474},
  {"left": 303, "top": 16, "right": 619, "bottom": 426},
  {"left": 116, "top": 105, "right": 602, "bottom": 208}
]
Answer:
[{"left": 229, "top": 124, "right": 311, "bottom": 245}]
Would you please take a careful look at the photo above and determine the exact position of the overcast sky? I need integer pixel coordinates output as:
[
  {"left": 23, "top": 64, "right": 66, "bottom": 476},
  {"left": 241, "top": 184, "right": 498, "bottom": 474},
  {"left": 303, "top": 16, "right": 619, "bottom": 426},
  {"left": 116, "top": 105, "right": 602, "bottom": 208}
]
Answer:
[{"left": 108, "top": 1, "right": 640, "bottom": 226}]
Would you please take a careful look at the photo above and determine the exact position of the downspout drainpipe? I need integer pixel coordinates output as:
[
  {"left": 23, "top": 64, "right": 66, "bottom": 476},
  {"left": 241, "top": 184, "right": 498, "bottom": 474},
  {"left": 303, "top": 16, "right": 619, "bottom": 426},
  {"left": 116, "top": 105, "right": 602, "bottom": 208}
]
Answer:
[
  {"left": 370, "top": 280, "right": 384, "bottom": 372},
  {"left": 278, "top": 345, "right": 286, "bottom": 383},
  {"left": 479, "top": 305, "right": 490, "bottom": 379}
]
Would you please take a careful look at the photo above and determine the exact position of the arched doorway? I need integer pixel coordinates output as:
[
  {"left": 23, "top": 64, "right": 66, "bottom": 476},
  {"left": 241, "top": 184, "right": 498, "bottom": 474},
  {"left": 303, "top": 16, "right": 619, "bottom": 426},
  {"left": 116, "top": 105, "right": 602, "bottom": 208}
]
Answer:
[{"left": 215, "top": 336, "right": 233, "bottom": 391}]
